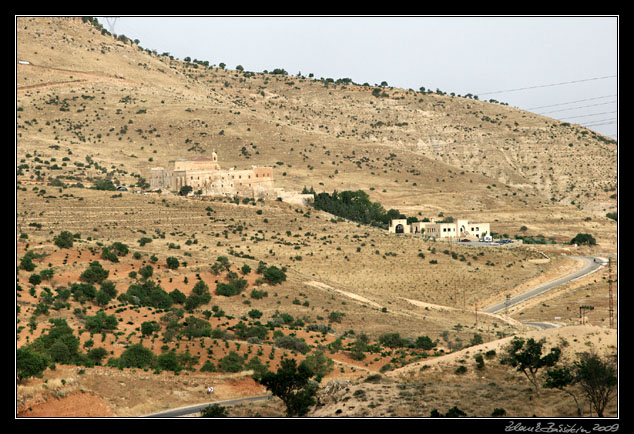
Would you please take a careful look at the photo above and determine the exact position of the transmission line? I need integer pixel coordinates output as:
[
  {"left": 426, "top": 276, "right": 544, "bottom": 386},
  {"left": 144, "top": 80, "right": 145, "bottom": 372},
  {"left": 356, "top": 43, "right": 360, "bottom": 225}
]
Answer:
[
  {"left": 538, "top": 100, "right": 617, "bottom": 115},
  {"left": 583, "top": 120, "right": 617, "bottom": 128},
  {"left": 560, "top": 110, "right": 617, "bottom": 120},
  {"left": 478, "top": 75, "right": 617, "bottom": 96},
  {"left": 526, "top": 94, "right": 617, "bottom": 110}
]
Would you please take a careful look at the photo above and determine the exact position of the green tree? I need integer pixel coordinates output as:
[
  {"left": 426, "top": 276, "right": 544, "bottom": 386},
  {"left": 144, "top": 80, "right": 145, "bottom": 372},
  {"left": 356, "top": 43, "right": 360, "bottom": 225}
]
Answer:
[
  {"left": 54, "top": 231, "right": 74, "bottom": 249},
  {"left": 126, "top": 279, "right": 173, "bottom": 309},
  {"left": 255, "top": 358, "right": 318, "bottom": 417},
  {"left": 379, "top": 332, "right": 406, "bottom": 348},
  {"left": 178, "top": 185, "right": 193, "bottom": 196},
  {"left": 502, "top": 337, "right": 561, "bottom": 395},
  {"left": 544, "top": 365, "right": 583, "bottom": 416},
  {"left": 138, "top": 265, "right": 153, "bottom": 280},
  {"left": 158, "top": 350, "right": 181, "bottom": 373},
  {"left": 84, "top": 310, "right": 118, "bottom": 333},
  {"left": 20, "top": 251, "right": 37, "bottom": 271},
  {"left": 263, "top": 266, "right": 286, "bottom": 285},
  {"left": 80, "top": 261, "right": 110, "bottom": 284},
  {"left": 115, "top": 343, "right": 156, "bottom": 369},
  {"left": 141, "top": 321, "right": 161, "bottom": 337},
  {"left": 169, "top": 288, "right": 187, "bottom": 304},
  {"left": 415, "top": 335, "right": 436, "bottom": 350},
  {"left": 86, "top": 347, "right": 109, "bottom": 365},
  {"left": 17, "top": 347, "right": 49, "bottom": 382},
  {"left": 300, "top": 350, "right": 334, "bottom": 381},
  {"left": 570, "top": 233, "right": 597, "bottom": 246},
  {"left": 574, "top": 352, "right": 617, "bottom": 417},
  {"left": 29, "top": 319, "right": 81, "bottom": 364},
  {"left": 219, "top": 351, "right": 246, "bottom": 373},
  {"left": 93, "top": 178, "right": 116, "bottom": 191},
  {"left": 166, "top": 257, "right": 180, "bottom": 270}
]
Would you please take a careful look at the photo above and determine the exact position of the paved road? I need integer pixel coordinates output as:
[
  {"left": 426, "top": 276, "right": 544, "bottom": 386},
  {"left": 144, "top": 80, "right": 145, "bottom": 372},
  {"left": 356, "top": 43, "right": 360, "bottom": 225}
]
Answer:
[
  {"left": 482, "top": 256, "right": 604, "bottom": 314},
  {"left": 523, "top": 322, "right": 560, "bottom": 330},
  {"left": 142, "top": 394, "right": 271, "bottom": 418}
]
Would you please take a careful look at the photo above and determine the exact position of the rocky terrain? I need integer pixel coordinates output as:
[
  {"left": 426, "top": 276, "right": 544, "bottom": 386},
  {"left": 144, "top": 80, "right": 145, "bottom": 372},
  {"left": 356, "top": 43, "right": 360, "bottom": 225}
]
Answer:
[{"left": 16, "top": 17, "right": 617, "bottom": 418}]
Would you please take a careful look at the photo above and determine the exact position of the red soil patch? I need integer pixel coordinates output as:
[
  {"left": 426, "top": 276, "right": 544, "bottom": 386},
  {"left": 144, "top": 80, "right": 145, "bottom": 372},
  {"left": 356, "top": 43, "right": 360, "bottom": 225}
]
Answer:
[{"left": 17, "top": 391, "right": 114, "bottom": 418}]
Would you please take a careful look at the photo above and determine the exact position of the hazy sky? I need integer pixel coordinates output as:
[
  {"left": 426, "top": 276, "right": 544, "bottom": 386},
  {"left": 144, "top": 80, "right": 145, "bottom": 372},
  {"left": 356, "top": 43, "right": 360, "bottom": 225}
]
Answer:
[{"left": 98, "top": 16, "right": 618, "bottom": 139}]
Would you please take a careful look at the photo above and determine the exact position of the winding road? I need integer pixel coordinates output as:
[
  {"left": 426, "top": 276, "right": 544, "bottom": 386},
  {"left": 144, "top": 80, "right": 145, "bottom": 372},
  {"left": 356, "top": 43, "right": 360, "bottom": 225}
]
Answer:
[
  {"left": 482, "top": 256, "right": 605, "bottom": 315},
  {"left": 142, "top": 394, "right": 271, "bottom": 418}
]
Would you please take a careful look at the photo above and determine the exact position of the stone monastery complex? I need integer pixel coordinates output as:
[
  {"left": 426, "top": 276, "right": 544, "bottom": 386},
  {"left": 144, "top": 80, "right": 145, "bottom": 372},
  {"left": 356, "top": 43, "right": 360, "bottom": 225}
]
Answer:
[{"left": 150, "top": 152, "right": 313, "bottom": 205}]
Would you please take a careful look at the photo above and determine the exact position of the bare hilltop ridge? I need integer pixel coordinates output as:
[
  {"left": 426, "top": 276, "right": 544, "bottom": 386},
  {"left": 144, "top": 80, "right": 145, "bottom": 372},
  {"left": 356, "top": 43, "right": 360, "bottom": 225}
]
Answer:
[{"left": 16, "top": 17, "right": 617, "bottom": 418}]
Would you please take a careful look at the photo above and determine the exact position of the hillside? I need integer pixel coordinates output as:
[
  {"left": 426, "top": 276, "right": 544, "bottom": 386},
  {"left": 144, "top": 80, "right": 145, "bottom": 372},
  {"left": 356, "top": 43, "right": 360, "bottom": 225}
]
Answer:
[{"left": 16, "top": 17, "right": 617, "bottom": 418}]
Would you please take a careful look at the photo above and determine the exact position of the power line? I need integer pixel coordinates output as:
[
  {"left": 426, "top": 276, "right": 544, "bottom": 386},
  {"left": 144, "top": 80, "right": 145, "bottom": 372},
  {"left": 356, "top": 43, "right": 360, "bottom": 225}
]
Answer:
[
  {"left": 583, "top": 120, "right": 617, "bottom": 128},
  {"left": 525, "top": 94, "right": 617, "bottom": 110},
  {"left": 478, "top": 75, "right": 617, "bottom": 96},
  {"left": 537, "top": 100, "right": 617, "bottom": 115},
  {"left": 582, "top": 117, "right": 617, "bottom": 126},
  {"left": 561, "top": 110, "right": 617, "bottom": 120}
]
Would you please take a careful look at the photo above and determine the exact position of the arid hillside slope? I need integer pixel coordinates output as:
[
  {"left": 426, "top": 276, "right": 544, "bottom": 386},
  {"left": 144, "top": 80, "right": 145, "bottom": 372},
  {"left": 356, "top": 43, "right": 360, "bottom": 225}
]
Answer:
[{"left": 16, "top": 17, "right": 617, "bottom": 419}]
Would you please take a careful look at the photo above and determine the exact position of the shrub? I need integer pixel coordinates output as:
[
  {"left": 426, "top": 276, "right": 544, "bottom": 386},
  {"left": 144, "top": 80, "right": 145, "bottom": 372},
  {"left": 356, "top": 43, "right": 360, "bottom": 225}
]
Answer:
[
  {"left": 54, "top": 231, "right": 74, "bottom": 249},
  {"left": 29, "top": 274, "right": 42, "bottom": 286},
  {"left": 200, "top": 404, "right": 229, "bottom": 417},
  {"left": 415, "top": 335, "right": 436, "bottom": 350},
  {"left": 262, "top": 266, "right": 286, "bottom": 285},
  {"left": 138, "top": 265, "right": 153, "bottom": 280},
  {"left": 200, "top": 361, "right": 217, "bottom": 372},
  {"left": 101, "top": 247, "right": 119, "bottom": 263},
  {"left": 166, "top": 257, "right": 180, "bottom": 270},
  {"left": 141, "top": 321, "right": 161, "bottom": 337},
  {"left": 274, "top": 335, "right": 310, "bottom": 354},
  {"left": 169, "top": 289, "right": 187, "bottom": 304},
  {"left": 182, "top": 316, "right": 211, "bottom": 339},
  {"left": 216, "top": 282, "right": 242, "bottom": 297},
  {"left": 20, "top": 251, "right": 37, "bottom": 271},
  {"left": 328, "top": 311, "right": 345, "bottom": 323},
  {"left": 570, "top": 233, "right": 597, "bottom": 246},
  {"left": 378, "top": 332, "right": 406, "bottom": 348},
  {"left": 113, "top": 343, "right": 156, "bottom": 369},
  {"left": 93, "top": 178, "right": 116, "bottom": 191},
  {"left": 80, "top": 261, "right": 109, "bottom": 284},
  {"left": 157, "top": 350, "right": 181, "bottom": 373},
  {"left": 219, "top": 351, "right": 245, "bottom": 373},
  {"left": 250, "top": 289, "right": 268, "bottom": 299},
  {"left": 491, "top": 408, "right": 506, "bottom": 417},
  {"left": 474, "top": 354, "right": 485, "bottom": 370},
  {"left": 138, "top": 237, "right": 152, "bottom": 246},
  {"left": 86, "top": 347, "right": 108, "bottom": 365},
  {"left": 17, "top": 347, "right": 49, "bottom": 382},
  {"left": 126, "top": 280, "right": 173, "bottom": 309},
  {"left": 84, "top": 310, "right": 118, "bottom": 333},
  {"left": 70, "top": 282, "right": 97, "bottom": 302},
  {"left": 300, "top": 350, "right": 334, "bottom": 380},
  {"left": 248, "top": 309, "right": 263, "bottom": 319}
]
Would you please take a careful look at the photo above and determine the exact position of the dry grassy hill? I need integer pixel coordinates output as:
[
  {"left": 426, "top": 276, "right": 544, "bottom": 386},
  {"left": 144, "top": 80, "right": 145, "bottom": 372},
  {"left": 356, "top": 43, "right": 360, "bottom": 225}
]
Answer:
[{"left": 16, "top": 17, "right": 618, "bottom": 418}]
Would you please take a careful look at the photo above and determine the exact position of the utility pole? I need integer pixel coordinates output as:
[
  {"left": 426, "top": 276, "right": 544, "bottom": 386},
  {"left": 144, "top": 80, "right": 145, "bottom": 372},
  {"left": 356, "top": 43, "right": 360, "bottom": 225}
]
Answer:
[{"left": 579, "top": 306, "right": 585, "bottom": 325}]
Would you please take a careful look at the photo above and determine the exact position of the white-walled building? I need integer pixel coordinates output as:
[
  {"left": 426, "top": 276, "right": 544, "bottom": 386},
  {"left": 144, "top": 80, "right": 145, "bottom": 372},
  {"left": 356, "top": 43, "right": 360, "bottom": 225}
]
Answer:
[{"left": 389, "top": 218, "right": 490, "bottom": 240}]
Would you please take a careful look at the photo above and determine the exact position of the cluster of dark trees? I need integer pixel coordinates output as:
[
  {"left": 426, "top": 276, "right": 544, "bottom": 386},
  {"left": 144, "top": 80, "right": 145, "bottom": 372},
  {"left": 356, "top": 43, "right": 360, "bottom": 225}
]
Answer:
[{"left": 311, "top": 190, "right": 406, "bottom": 229}]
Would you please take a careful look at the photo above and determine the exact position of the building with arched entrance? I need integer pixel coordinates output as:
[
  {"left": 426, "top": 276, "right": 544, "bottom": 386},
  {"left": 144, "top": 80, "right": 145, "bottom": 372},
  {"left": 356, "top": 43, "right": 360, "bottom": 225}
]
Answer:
[{"left": 389, "top": 218, "right": 490, "bottom": 240}]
